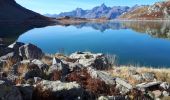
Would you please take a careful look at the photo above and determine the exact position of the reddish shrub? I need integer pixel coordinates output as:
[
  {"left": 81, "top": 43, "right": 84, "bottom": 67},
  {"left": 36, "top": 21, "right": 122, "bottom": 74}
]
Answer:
[
  {"left": 66, "top": 68, "right": 119, "bottom": 96},
  {"left": 50, "top": 70, "right": 62, "bottom": 81},
  {"left": 32, "top": 85, "right": 56, "bottom": 100}
]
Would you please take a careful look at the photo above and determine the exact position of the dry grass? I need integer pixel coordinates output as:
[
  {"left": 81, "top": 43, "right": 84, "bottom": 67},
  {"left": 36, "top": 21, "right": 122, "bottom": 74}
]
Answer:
[
  {"left": 110, "top": 66, "right": 170, "bottom": 85},
  {"left": 2, "top": 58, "right": 17, "bottom": 73}
]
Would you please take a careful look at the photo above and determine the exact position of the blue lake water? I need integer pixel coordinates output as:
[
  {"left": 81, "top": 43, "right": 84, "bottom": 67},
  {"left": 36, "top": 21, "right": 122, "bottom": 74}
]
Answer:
[{"left": 16, "top": 21, "right": 170, "bottom": 67}]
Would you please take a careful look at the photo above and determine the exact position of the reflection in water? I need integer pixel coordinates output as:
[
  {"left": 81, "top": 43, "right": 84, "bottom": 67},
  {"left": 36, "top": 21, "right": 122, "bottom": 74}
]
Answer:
[
  {"left": 71, "top": 21, "right": 170, "bottom": 39},
  {"left": 0, "top": 22, "right": 52, "bottom": 45},
  {"left": 1, "top": 21, "right": 170, "bottom": 67}
]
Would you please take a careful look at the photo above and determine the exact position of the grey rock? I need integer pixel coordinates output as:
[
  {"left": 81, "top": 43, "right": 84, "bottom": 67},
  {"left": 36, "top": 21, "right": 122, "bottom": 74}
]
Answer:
[
  {"left": 0, "top": 80, "right": 23, "bottom": 100},
  {"left": 116, "top": 83, "right": 130, "bottom": 94},
  {"left": 0, "top": 44, "right": 13, "bottom": 57},
  {"left": 98, "top": 95, "right": 126, "bottom": 100},
  {"left": 37, "top": 80, "right": 85, "bottom": 100},
  {"left": 19, "top": 43, "right": 44, "bottom": 60},
  {"left": 163, "top": 91, "right": 169, "bottom": 97},
  {"left": 70, "top": 52, "right": 110, "bottom": 70},
  {"left": 132, "top": 74, "right": 143, "bottom": 82},
  {"left": 142, "top": 72, "right": 155, "bottom": 81},
  {"left": 24, "top": 64, "right": 42, "bottom": 80},
  {"left": 152, "top": 90, "right": 162, "bottom": 98},
  {"left": 136, "top": 81, "right": 162, "bottom": 89},
  {"left": 88, "top": 67, "right": 115, "bottom": 85},
  {"left": 115, "top": 78, "right": 132, "bottom": 90},
  {"left": 160, "top": 82, "right": 170, "bottom": 90},
  {"left": 8, "top": 42, "right": 25, "bottom": 53},
  {"left": 49, "top": 57, "right": 69, "bottom": 76},
  {"left": 32, "top": 59, "right": 49, "bottom": 72},
  {"left": 0, "top": 52, "right": 22, "bottom": 61}
]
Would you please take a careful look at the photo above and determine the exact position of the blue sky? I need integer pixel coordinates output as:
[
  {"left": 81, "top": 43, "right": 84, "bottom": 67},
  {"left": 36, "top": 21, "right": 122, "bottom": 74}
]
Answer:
[{"left": 16, "top": 0, "right": 163, "bottom": 14}]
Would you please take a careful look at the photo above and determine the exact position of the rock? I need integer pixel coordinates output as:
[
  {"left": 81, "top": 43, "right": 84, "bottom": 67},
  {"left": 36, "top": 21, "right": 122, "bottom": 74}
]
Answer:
[
  {"left": 0, "top": 44, "right": 13, "bottom": 57},
  {"left": 88, "top": 67, "right": 116, "bottom": 85},
  {"left": 163, "top": 91, "right": 169, "bottom": 97},
  {"left": 132, "top": 74, "right": 143, "bottom": 82},
  {"left": 32, "top": 59, "right": 49, "bottom": 72},
  {"left": 19, "top": 43, "right": 44, "bottom": 59},
  {"left": 17, "top": 84, "right": 34, "bottom": 100},
  {"left": 160, "top": 82, "right": 170, "bottom": 90},
  {"left": 70, "top": 52, "right": 110, "bottom": 70},
  {"left": 0, "top": 52, "right": 22, "bottom": 61},
  {"left": 98, "top": 95, "right": 126, "bottom": 100},
  {"left": 128, "top": 69, "right": 138, "bottom": 75},
  {"left": 35, "top": 80, "right": 85, "bottom": 99},
  {"left": 152, "top": 90, "right": 162, "bottom": 98},
  {"left": 142, "top": 72, "right": 155, "bottom": 81},
  {"left": 136, "top": 81, "right": 162, "bottom": 90},
  {"left": 49, "top": 57, "right": 69, "bottom": 77},
  {"left": 0, "top": 80, "right": 23, "bottom": 100},
  {"left": 67, "top": 62, "right": 83, "bottom": 71},
  {"left": 115, "top": 78, "right": 133, "bottom": 90},
  {"left": 8, "top": 42, "right": 25, "bottom": 53},
  {"left": 24, "top": 64, "right": 42, "bottom": 80}
]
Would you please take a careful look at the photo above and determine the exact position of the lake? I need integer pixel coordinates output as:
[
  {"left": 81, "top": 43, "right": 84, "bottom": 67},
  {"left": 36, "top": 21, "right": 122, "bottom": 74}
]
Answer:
[{"left": 1, "top": 21, "right": 170, "bottom": 67}]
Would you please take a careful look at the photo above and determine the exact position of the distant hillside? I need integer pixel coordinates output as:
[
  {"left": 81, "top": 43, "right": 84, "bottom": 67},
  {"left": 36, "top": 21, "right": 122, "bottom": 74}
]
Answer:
[
  {"left": 119, "top": 1, "right": 170, "bottom": 20},
  {"left": 45, "top": 4, "right": 140, "bottom": 19},
  {"left": 0, "top": 0, "right": 51, "bottom": 22}
]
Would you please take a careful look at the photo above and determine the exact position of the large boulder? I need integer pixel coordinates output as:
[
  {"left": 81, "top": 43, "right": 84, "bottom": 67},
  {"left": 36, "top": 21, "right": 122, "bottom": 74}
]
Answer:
[
  {"left": 19, "top": 43, "right": 44, "bottom": 60},
  {"left": 0, "top": 80, "right": 23, "bottom": 100},
  {"left": 8, "top": 42, "right": 25, "bottom": 53},
  {"left": 24, "top": 64, "right": 43, "bottom": 80},
  {"left": 33, "top": 80, "right": 85, "bottom": 100},
  {"left": 32, "top": 59, "right": 49, "bottom": 72},
  {"left": 0, "top": 52, "right": 22, "bottom": 61},
  {"left": 0, "top": 44, "right": 13, "bottom": 57},
  {"left": 70, "top": 52, "right": 110, "bottom": 70},
  {"left": 49, "top": 57, "right": 69, "bottom": 76}
]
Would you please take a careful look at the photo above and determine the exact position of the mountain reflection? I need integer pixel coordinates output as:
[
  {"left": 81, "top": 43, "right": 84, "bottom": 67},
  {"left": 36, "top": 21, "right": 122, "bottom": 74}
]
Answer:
[
  {"left": 0, "top": 21, "right": 170, "bottom": 46},
  {"left": 72, "top": 21, "right": 170, "bottom": 39}
]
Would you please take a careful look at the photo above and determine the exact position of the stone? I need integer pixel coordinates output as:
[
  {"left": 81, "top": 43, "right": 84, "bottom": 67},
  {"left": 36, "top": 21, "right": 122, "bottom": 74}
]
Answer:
[
  {"left": 67, "top": 62, "right": 83, "bottom": 71},
  {"left": 142, "top": 72, "right": 155, "bottom": 81},
  {"left": 98, "top": 96, "right": 126, "bottom": 100},
  {"left": 24, "top": 64, "right": 42, "bottom": 80},
  {"left": 70, "top": 52, "right": 110, "bottom": 70},
  {"left": 36, "top": 80, "right": 85, "bottom": 99},
  {"left": 8, "top": 42, "right": 25, "bottom": 53},
  {"left": 152, "top": 90, "right": 162, "bottom": 98},
  {"left": 132, "top": 74, "right": 143, "bottom": 82},
  {"left": 32, "top": 59, "right": 49, "bottom": 72},
  {"left": 163, "top": 91, "right": 169, "bottom": 97},
  {"left": 0, "top": 52, "right": 22, "bottom": 61},
  {"left": 19, "top": 43, "right": 44, "bottom": 59},
  {"left": 87, "top": 67, "right": 116, "bottom": 85},
  {"left": 0, "top": 44, "right": 13, "bottom": 57},
  {"left": 115, "top": 78, "right": 133, "bottom": 90},
  {"left": 160, "top": 82, "right": 170, "bottom": 90},
  {"left": 128, "top": 69, "right": 138, "bottom": 75},
  {"left": 0, "top": 80, "right": 23, "bottom": 100},
  {"left": 136, "top": 81, "right": 162, "bottom": 90},
  {"left": 49, "top": 57, "right": 69, "bottom": 77}
]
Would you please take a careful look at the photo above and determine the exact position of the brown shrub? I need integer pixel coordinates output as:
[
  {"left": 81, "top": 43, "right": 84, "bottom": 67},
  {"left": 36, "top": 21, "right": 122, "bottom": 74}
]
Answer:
[
  {"left": 50, "top": 70, "right": 62, "bottom": 81},
  {"left": 32, "top": 85, "right": 56, "bottom": 100},
  {"left": 66, "top": 68, "right": 119, "bottom": 96}
]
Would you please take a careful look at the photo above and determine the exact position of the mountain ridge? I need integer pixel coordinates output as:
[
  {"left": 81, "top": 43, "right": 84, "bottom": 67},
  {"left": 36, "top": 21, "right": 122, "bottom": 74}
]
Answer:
[{"left": 45, "top": 4, "right": 141, "bottom": 19}]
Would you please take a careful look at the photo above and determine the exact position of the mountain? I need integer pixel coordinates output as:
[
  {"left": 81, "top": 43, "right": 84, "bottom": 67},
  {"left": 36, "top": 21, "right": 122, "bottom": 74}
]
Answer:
[
  {"left": 45, "top": 4, "right": 132, "bottom": 19},
  {"left": 0, "top": 0, "right": 52, "bottom": 22},
  {"left": 119, "top": 1, "right": 170, "bottom": 20}
]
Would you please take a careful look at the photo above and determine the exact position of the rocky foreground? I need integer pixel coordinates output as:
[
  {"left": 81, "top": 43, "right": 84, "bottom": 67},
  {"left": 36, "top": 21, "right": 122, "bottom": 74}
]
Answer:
[{"left": 0, "top": 42, "right": 170, "bottom": 100}]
